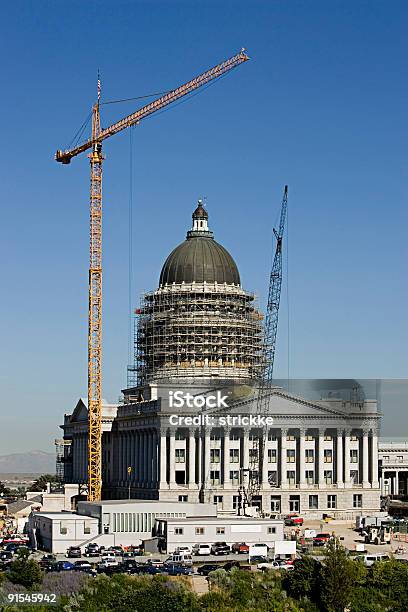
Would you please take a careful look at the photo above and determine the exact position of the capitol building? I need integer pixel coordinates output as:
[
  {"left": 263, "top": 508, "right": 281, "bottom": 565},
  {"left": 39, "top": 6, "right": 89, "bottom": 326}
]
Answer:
[{"left": 62, "top": 201, "right": 381, "bottom": 518}]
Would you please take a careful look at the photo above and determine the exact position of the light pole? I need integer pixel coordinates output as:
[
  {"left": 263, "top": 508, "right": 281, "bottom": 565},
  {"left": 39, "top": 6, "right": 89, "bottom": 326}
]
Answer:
[{"left": 127, "top": 466, "right": 132, "bottom": 500}]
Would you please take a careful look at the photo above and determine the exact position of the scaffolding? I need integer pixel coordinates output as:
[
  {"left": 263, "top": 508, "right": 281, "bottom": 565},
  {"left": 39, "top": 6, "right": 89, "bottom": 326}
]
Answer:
[{"left": 130, "top": 282, "right": 263, "bottom": 385}]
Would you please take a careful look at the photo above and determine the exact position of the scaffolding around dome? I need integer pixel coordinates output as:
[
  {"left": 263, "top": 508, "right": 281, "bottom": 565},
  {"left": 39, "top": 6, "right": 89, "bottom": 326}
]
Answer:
[{"left": 128, "top": 281, "right": 263, "bottom": 386}]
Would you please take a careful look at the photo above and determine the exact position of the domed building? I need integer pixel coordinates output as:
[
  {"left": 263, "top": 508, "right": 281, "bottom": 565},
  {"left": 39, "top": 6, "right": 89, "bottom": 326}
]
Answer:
[
  {"left": 133, "top": 201, "right": 262, "bottom": 384},
  {"left": 61, "top": 199, "right": 381, "bottom": 522}
]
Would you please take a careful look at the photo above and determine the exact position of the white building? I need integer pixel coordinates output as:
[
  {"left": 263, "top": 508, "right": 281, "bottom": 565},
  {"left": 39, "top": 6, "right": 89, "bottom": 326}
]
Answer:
[
  {"left": 379, "top": 441, "right": 408, "bottom": 497},
  {"left": 28, "top": 512, "right": 99, "bottom": 553}
]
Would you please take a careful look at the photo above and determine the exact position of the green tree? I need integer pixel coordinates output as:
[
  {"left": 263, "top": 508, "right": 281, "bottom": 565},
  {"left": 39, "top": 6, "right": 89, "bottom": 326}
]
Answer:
[
  {"left": 0, "top": 481, "right": 11, "bottom": 496},
  {"left": 285, "top": 555, "right": 321, "bottom": 601},
  {"left": 366, "top": 558, "right": 408, "bottom": 612},
  {"left": 319, "top": 540, "right": 365, "bottom": 612},
  {"left": 8, "top": 557, "right": 42, "bottom": 589},
  {"left": 30, "top": 474, "right": 59, "bottom": 492}
]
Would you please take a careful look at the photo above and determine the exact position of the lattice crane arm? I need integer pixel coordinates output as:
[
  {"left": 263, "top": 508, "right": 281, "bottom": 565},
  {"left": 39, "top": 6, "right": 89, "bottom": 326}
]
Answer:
[{"left": 56, "top": 49, "right": 249, "bottom": 164}]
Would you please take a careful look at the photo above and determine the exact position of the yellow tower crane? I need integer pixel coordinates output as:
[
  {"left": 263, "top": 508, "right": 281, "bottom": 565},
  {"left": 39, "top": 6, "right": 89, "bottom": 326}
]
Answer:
[{"left": 55, "top": 49, "right": 249, "bottom": 501}]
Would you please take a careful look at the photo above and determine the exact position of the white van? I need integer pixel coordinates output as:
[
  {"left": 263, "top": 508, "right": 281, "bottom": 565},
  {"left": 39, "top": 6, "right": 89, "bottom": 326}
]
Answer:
[
  {"left": 359, "top": 553, "right": 389, "bottom": 567},
  {"left": 166, "top": 552, "right": 193, "bottom": 566},
  {"left": 192, "top": 544, "right": 211, "bottom": 556}
]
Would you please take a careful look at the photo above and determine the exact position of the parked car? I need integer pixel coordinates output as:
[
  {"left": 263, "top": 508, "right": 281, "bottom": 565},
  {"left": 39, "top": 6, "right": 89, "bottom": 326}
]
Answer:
[
  {"left": 66, "top": 546, "right": 81, "bottom": 558},
  {"left": 222, "top": 561, "right": 241, "bottom": 571},
  {"left": 84, "top": 543, "right": 100, "bottom": 557},
  {"left": 52, "top": 561, "right": 75, "bottom": 572},
  {"left": 174, "top": 546, "right": 192, "bottom": 555},
  {"left": 0, "top": 551, "right": 13, "bottom": 564},
  {"left": 257, "top": 560, "right": 281, "bottom": 571},
  {"left": 39, "top": 554, "right": 56, "bottom": 567},
  {"left": 3, "top": 543, "right": 22, "bottom": 553},
  {"left": 2, "top": 534, "right": 29, "bottom": 545},
  {"left": 231, "top": 542, "right": 249, "bottom": 555},
  {"left": 73, "top": 560, "right": 92, "bottom": 570},
  {"left": 284, "top": 514, "right": 304, "bottom": 526},
  {"left": 313, "top": 533, "right": 331, "bottom": 547},
  {"left": 166, "top": 553, "right": 193, "bottom": 566},
  {"left": 211, "top": 542, "right": 231, "bottom": 555},
  {"left": 192, "top": 543, "right": 211, "bottom": 556},
  {"left": 106, "top": 546, "right": 124, "bottom": 556},
  {"left": 358, "top": 553, "right": 389, "bottom": 567},
  {"left": 100, "top": 554, "right": 118, "bottom": 567},
  {"left": 250, "top": 555, "right": 269, "bottom": 564},
  {"left": 147, "top": 558, "right": 164, "bottom": 568},
  {"left": 164, "top": 564, "right": 193, "bottom": 576},
  {"left": 197, "top": 563, "right": 220, "bottom": 576}
]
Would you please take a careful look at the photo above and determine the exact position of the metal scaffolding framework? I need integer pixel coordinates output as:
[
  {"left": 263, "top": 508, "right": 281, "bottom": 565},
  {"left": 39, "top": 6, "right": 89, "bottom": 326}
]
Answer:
[{"left": 129, "top": 283, "right": 263, "bottom": 385}]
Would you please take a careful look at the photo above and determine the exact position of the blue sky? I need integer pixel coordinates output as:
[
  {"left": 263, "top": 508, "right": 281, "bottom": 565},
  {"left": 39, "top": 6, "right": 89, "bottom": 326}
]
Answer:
[{"left": 0, "top": 1, "right": 407, "bottom": 454}]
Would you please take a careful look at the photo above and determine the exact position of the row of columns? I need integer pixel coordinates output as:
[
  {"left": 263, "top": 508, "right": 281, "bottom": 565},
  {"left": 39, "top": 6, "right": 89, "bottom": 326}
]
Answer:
[{"left": 117, "top": 429, "right": 158, "bottom": 488}]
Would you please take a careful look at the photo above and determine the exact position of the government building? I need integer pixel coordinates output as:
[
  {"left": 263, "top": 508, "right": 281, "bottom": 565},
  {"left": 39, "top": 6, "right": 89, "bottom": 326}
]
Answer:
[{"left": 61, "top": 201, "right": 382, "bottom": 518}]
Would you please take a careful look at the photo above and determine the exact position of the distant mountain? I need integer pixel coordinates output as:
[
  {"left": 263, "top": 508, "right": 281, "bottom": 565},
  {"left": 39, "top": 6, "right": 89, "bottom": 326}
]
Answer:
[{"left": 0, "top": 451, "right": 55, "bottom": 474}]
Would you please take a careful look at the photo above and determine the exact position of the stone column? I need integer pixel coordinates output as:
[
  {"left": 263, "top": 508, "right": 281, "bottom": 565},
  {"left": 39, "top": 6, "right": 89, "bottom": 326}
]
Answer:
[
  {"left": 344, "top": 429, "right": 351, "bottom": 485},
  {"left": 142, "top": 430, "right": 147, "bottom": 487},
  {"left": 147, "top": 430, "right": 152, "bottom": 487},
  {"left": 243, "top": 429, "right": 249, "bottom": 471},
  {"left": 169, "top": 430, "right": 176, "bottom": 486},
  {"left": 371, "top": 430, "right": 379, "bottom": 488},
  {"left": 197, "top": 433, "right": 202, "bottom": 488},
  {"left": 362, "top": 429, "right": 370, "bottom": 488},
  {"left": 299, "top": 428, "right": 306, "bottom": 486},
  {"left": 318, "top": 429, "right": 325, "bottom": 488},
  {"left": 280, "top": 428, "right": 288, "bottom": 488},
  {"left": 159, "top": 430, "right": 167, "bottom": 488},
  {"left": 223, "top": 428, "right": 230, "bottom": 487},
  {"left": 152, "top": 430, "right": 158, "bottom": 488},
  {"left": 189, "top": 430, "right": 196, "bottom": 487},
  {"left": 336, "top": 429, "right": 344, "bottom": 488},
  {"left": 395, "top": 471, "right": 399, "bottom": 496},
  {"left": 204, "top": 429, "right": 211, "bottom": 488},
  {"left": 262, "top": 437, "right": 269, "bottom": 487}
]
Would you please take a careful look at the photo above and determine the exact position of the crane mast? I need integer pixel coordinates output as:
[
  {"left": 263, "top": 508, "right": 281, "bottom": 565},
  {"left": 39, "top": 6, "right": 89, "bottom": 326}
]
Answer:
[
  {"left": 56, "top": 50, "right": 249, "bottom": 502},
  {"left": 248, "top": 185, "right": 288, "bottom": 509}
]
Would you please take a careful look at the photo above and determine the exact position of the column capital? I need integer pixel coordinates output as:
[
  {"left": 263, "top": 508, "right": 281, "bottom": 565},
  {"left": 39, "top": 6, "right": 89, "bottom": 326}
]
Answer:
[
  {"left": 298, "top": 427, "right": 307, "bottom": 436},
  {"left": 281, "top": 427, "right": 289, "bottom": 437}
]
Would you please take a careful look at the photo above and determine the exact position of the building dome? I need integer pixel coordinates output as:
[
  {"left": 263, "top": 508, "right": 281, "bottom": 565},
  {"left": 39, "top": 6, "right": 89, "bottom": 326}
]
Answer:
[{"left": 159, "top": 201, "right": 240, "bottom": 286}]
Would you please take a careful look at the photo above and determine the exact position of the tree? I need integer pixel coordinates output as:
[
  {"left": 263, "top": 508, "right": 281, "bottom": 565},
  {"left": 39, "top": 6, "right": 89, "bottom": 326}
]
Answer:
[
  {"left": 8, "top": 557, "right": 42, "bottom": 588},
  {"left": 319, "top": 540, "right": 365, "bottom": 612},
  {"left": 0, "top": 481, "right": 11, "bottom": 496},
  {"left": 30, "top": 474, "right": 59, "bottom": 492},
  {"left": 285, "top": 555, "right": 321, "bottom": 601}
]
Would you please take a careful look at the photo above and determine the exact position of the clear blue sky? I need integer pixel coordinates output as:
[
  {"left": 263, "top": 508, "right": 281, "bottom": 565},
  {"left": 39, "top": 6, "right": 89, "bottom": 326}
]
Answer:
[{"left": 0, "top": 1, "right": 407, "bottom": 454}]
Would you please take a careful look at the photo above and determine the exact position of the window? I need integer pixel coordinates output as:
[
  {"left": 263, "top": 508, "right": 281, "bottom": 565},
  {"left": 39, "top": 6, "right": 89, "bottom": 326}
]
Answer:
[
  {"left": 350, "top": 434, "right": 358, "bottom": 441},
  {"left": 287, "top": 449, "right": 296, "bottom": 463},
  {"left": 305, "top": 470, "right": 314, "bottom": 484},
  {"left": 353, "top": 494, "right": 363, "bottom": 508},
  {"left": 230, "top": 470, "right": 239, "bottom": 484},
  {"left": 309, "top": 495, "right": 318, "bottom": 509},
  {"left": 84, "top": 522, "right": 91, "bottom": 535},
  {"left": 305, "top": 449, "right": 314, "bottom": 463},
  {"left": 250, "top": 470, "right": 259, "bottom": 484},
  {"left": 175, "top": 449, "right": 185, "bottom": 463},
  {"left": 249, "top": 448, "right": 258, "bottom": 459},
  {"left": 60, "top": 523, "right": 67, "bottom": 535},
  {"left": 210, "top": 432, "right": 221, "bottom": 441},
  {"left": 324, "top": 449, "right": 333, "bottom": 463},
  {"left": 268, "top": 471, "right": 277, "bottom": 485},
  {"left": 195, "top": 527, "right": 204, "bottom": 535},
  {"left": 267, "top": 526, "right": 276, "bottom": 534},
  {"left": 270, "top": 496, "right": 281, "bottom": 512},
  {"left": 230, "top": 432, "right": 240, "bottom": 441},
  {"left": 268, "top": 432, "right": 277, "bottom": 441},
  {"left": 289, "top": 496, "right": 300, "bottom": 512},
  {"left": 174, "top": 527, "right": 183, "bottom": 535},
  {"left": 210, "top": 470, "right": 220, "bottom": 485},
  {"left": 327, "top": 495, "right": 337, "bottom": 509},
  {"left": 398, "top": 456, "right": 404, "bottom": 463},
  {"left": 249, "top": 433, "right": 259, "bottom": 441},
  {"left": 350, "top": 449, "right": 358, "bottom": 463},
  {"left": 214, "top": 495, "right": 223, "bottom": 506},
  {"left": 230, "top": 449, "right": 239, "bottom": 463},
  {"left": 233, "top": 495, "right": 240, "bottom": 510},
  {"left": 350, "top": 470, "right": 359, "bottom": 484},
  {"left": 178, "top": 495, "right": 188, "bottom": 502},
  {"left": 210, "top": 449, "right": 220, "bottom": 464},
  {"left": 175, "top": 431, "right": 185, "bottom": 440},
  {"left": 287, "top": 470, "right": 296, "bottom": 485},
  {"left": 324, "top": 435, "right": 332, "bottom": 441},
  {"left": 324, "top": 470, "right": 333, "bottom": 484},
  {"left": 382, "top": 455, "right": 389, "bottom": 462},
  {"left": 268, "top": 449, "right": 277, "bottom": 463},
  {"left": 216, "top": 527, "right": 225, "bottom": 535},
  {"left": 305, "top": 435, "right": 314, "bottom": 441},
  {"left": 287, "top": 435, "right": 295, "bottom": 441}
]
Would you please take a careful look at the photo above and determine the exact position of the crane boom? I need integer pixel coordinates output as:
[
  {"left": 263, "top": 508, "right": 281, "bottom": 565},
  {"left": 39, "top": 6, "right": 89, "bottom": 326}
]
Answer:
[
  {"left": 248, "top": 186, "right": 288, "bottom": 508},
  {"left": 56, "top": 50, "right": 248, "bottom": 164},
  {"left": 55, "top": 50, "right": 249, "bottom": 502}
]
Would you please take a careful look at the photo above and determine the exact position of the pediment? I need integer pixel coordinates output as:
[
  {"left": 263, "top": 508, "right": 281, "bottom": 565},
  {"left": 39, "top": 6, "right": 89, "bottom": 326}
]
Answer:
[{"left": 69, "top": 398, "right": 88, "bottom": 423}]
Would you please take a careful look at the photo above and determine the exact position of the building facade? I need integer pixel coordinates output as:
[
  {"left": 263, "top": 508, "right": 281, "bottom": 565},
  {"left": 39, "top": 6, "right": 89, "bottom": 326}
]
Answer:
[
  {"left": 62, "top": 201, "right": 382, "bottom": 518},
  {"left": 379, "top": 441, "right": 408, "bottom": 497}
]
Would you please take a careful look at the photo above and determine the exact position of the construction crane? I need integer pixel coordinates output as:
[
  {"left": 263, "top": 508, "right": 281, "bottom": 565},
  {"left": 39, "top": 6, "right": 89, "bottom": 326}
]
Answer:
[
  {"left": 247, "top": 185, "right": 288, "bottom": 509},
  {"left": 55, "top": 49, "right": 249, "bottom": 502}
]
